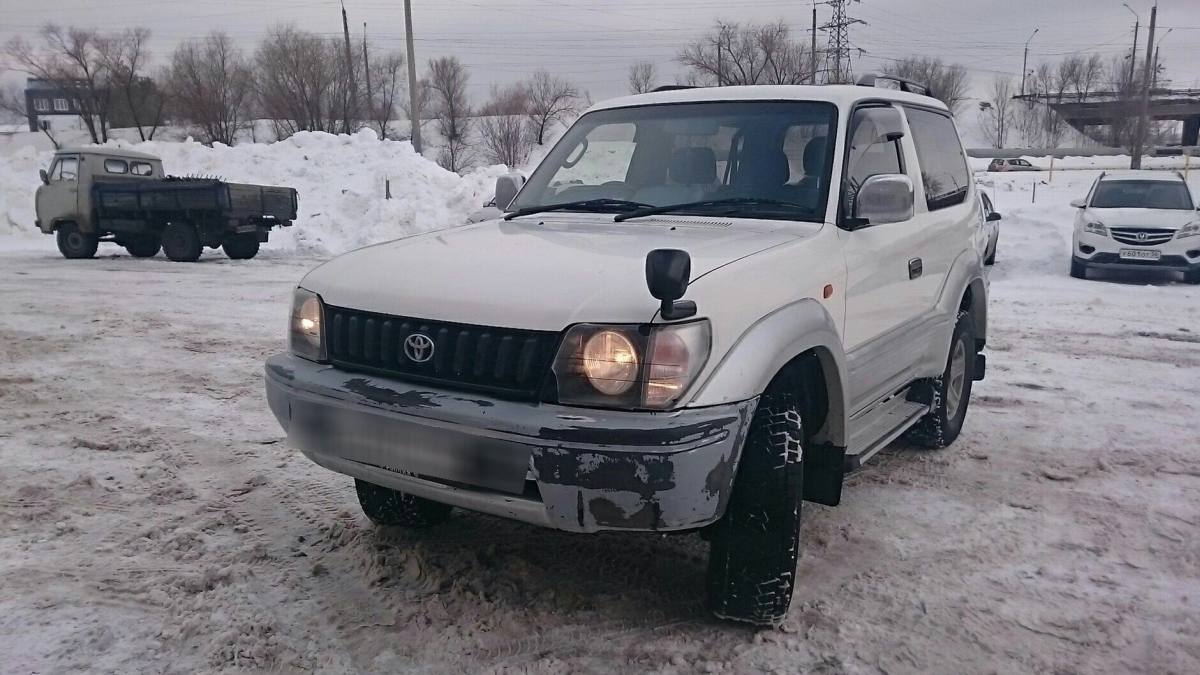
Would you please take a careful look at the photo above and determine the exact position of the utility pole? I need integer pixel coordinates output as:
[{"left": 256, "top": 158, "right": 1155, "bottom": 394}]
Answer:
[
  {"left": 810, "top": 2, "right": 818, "bottom": 84},
  {"left": 821, "top": 0, "right": 864, "bottom": 84},
  {"left": 1131, "top": 3, "right": 1157, "bottom": 169},
  {"left": 341, "top": 1, "right": 358, "bottom": 135},
  {"left": 404, "top": 0, "right": 422, "bottom": 154},
  {"left": 362, "top": 22, "right": 374, "bottom": 133},
  {"left": 1123, "top": 4, "right": 1140, "bottom": 87},
  {"left": 1020, "top": 28, "right": 1039, "bottom": 98}
]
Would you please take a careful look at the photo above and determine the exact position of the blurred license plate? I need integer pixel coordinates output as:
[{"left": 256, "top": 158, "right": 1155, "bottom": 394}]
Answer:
[{"left": 1119, "top": 249, "right": 1161, "bottom": 261}]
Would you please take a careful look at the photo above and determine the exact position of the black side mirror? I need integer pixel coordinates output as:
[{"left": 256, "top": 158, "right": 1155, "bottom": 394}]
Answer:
[
  {"left": 645, "top": 249, "right": 696, "bottom": 320},
  {"left": 986, "top": 211, "right": 1002, "bottom": 222},
  {"left": 39, "top": 169, "right": 49, "bottom": 185}
]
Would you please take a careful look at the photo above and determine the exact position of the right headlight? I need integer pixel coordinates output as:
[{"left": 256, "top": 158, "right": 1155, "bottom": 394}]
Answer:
[
  {"left": 1084, "top": 221, "right": 1107, "bottom": 236},
  {"left": 289, "top": 287, "right": 327, "bottom": 362},
  {"left": 549, "top": 320, "right": 711, "bottom": 410},
  {"left": 1176, "top": 221, "right": 1200, "bottom": 239}
]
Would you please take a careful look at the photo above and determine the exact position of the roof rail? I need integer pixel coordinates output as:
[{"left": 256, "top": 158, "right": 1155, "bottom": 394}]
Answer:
[
  {"left": 652, "top": 85, "right": 699, "bottom": 93},
  {"left": 856, "top": 73, "right": 934, "bottom": 99}
]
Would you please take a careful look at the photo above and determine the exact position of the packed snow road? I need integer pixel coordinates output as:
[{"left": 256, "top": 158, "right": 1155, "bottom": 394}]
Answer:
[{"left": 2, "top": 175, "right": 1199, "bottom": 673}]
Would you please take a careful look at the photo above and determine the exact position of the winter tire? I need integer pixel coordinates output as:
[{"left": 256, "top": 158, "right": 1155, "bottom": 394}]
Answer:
[
  {"left": 56, "top": 223, "right": 98, "bottom": 259},
  {"left": 123, "top": 235, "right": 161, "bottom": 258},
  {"left": 1069, "top": 258, "right": 1088, "bottom": 279},
  {"left": 355, "top": 479, "right": 452, "bottom": 528},
  {"left": 906, "top": 309, "right": 975, "bottom": 449},
  {"left": 706, "top": 388, "right": 805, "bottom": 627},
  {"left": 223, "top": 234, "right": 261, "bottom": 260},
  {"left": 161, "top": 222, "right": 202, "bottom": 262}
]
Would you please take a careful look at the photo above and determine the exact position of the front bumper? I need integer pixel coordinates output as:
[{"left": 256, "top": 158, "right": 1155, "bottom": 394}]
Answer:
[
  {"left": 265, "top": 354, "right": 756, "bottom": 533},
  {"left": 1073, "top": 231, "right": 1200, "bottom": 273}
]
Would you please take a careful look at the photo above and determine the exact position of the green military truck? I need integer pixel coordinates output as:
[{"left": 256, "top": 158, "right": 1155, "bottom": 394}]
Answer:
[{"left": 35, "top": 147, "right": 298, "bottom": 262}]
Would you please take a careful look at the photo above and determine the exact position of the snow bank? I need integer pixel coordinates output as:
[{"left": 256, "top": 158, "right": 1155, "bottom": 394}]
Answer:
[{"left": 0, "top": 130, "right": 508, "bottom": 254}]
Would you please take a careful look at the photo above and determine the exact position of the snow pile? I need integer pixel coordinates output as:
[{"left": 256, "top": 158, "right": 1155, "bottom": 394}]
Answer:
[{"left": 0, "top": 130, "right": 508, "bottom": 254}]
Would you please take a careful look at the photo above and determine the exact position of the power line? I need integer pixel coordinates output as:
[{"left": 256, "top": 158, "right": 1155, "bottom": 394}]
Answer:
[{"left": 821, "top": 0, "right": 865, "bottom": 83}]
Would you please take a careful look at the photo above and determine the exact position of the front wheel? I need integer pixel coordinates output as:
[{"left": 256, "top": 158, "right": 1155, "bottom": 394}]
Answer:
[
  {"left": 222, "top": 234, "right": 260, "bottom": 260},
  {"left": 1070, "top": 258, "right": 1088, "bottom": 279},
  {"left": 56, "top": 223, "right": 98, "bottom": 259},
  {"left": 905, "top": 310, "right": 975, "bottom": 449},
  {"left": 354, "top": 479, "right": 452, "bottom": 528},
  {"left": 161, "top": 222, "right": 202, "bottom": 262},
  {"left": 706, "top": 389, "right": 805, "bottom": 626}
]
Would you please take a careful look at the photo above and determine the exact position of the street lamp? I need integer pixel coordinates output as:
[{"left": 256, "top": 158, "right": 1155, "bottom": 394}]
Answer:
[{"left": 1021, "top": 28, "right": 1039, "bottom": 98}]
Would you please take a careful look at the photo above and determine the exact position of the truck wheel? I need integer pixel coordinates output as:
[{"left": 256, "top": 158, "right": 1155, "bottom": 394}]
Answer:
[
  {"left": 706, "top": 388, "right": 805, "bottom": 627},
  {"left": 222, "top": 235, "right": 260, "bottom": 260},
  {"left": 56, "top": 224, "right": 98, "bottom": 259},
  {"left": 1069, "top": 259, "right": 1088, "bottom": 279},
  {"left": 161, "top": 222, "right": 202, "bottom": 262},
  {"left": 905, "top": 310, "right": 975, "bottom": 449},
  {"left": 354, "top": 479, "right": 452, "bottom": 528},
  {"left": 124, "top": 236, "right": 161, "bottom": 258}
]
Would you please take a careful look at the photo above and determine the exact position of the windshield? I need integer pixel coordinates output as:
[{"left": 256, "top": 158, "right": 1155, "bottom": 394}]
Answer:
[
  {"left": 511, "top": 101, "right": 837, "bottom": 222},
  {"left": 1091, "top": 180, "right": 1194, "bottom": 210}
]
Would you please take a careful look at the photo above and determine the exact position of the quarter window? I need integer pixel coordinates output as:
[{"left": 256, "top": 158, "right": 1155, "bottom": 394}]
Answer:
[
  {"left": 104, "top": 159, "right": 129, "bottom": 174},
  {"left": 130, "top": 162, "right": 153, "bottom": 176},
  {"left": 905, "top": 107, "right": 970, "bottom": 210}
]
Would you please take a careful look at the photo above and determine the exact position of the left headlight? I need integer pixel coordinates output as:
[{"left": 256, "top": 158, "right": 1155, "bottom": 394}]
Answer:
[
  {"left": 550, "top": 320, "right": 711, "bottom": 410},
  {"left": 1176, "top": 221, "right": 1200, "bottom": 239},
  {"left": 1084, "top": 221, "right": 1107, "bottom": 236},
  {"left": 289, "top": 287, "right": 327, "bottom": 362}
]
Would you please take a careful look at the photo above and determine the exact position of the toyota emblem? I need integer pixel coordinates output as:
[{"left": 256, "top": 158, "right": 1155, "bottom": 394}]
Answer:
[{"left": 404, "top": 333, "right": 435, "bottom": 363}]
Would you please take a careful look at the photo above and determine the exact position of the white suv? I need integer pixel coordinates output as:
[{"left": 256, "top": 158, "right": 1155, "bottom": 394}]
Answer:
[
  {"left": 265, "top": 77, "right": 989, "bottom": 626},
  {"left": 1071, "top": 171, "right": 1200, "bottom": 283}
]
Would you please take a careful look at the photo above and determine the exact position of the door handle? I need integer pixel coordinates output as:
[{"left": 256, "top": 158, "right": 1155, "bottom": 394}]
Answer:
[{"left": 908, "top": 258, "right": 923, "bottom": 279}]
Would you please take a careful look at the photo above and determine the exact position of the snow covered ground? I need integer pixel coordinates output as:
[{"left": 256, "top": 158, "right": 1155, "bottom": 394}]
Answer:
[{"left": 1, "top": 166, "right": 1198, "bottom": 673}]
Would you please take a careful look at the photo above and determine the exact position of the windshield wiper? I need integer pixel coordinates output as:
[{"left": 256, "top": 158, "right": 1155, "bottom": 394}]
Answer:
[
  {"left": 613, "top": 197, "right": 815, "bottom": 222},
  {"left": 503, "top": 198, "right": 655, "bottom": 220}
]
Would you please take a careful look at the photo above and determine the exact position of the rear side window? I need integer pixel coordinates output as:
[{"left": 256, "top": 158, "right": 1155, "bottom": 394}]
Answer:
[
  {"left": 130, "top": 162, "right": 154, "bottom": 176},
  {"left": 905, "top": 107, "right": 970, "bottom": 210},
  {"left": 104, "top": 159, "right": 128, "bottom": 174}
]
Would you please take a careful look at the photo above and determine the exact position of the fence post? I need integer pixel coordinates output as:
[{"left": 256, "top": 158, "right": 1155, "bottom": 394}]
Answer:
[
  {"left": 1186, "top": 151, "right": 1191, "bottom": 182},
  {"left": 386, "top": 178, "right": 392, "bottom": 199},
  {"left": 1032, "top": 180, "right": 1037, "bottom": 204},
  {"left": 1048, "top": 155, "right": 1055, "bottom": 183}
]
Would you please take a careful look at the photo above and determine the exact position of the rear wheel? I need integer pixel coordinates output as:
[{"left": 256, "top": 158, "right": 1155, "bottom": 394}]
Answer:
[
  {"left": 123, "top": 235, "right": 161, "bottom": 258},
  {"left": 55, "top": 223, "right": 98, "bottom": 259},
  {"left": 222, "top": 234, "right": 260, "bottom": 260},
  {"left": 161, "top": 222, "right": 202, "bottom": 262},
  {"left": 906, "top": 310, "right": 975, "bottom": 449},
  {"left": 1185, "top": 268, "right": 1200, "bottom": 284},
  {"left": 354, "top": 479, "right": 452, "bottom": 528},
  {"left": 1070, "top": 258, "right": 1088, "bottom": 279},
  {"left": 706, "top": 387, "right": 805, "bottom": 627}
]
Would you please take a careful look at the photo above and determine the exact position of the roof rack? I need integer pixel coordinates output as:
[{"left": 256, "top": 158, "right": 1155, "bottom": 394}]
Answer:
[
  {"left": 652, "top": 85, "right": 700, "bottom": 93},
  {"left": 856, "top": 74, "right": 934, "bottom": 99}
]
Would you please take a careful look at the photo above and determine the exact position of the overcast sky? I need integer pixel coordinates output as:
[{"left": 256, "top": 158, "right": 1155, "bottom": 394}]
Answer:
[{"left": 2, "top": 0, "right": 1199, "bottom": 102}]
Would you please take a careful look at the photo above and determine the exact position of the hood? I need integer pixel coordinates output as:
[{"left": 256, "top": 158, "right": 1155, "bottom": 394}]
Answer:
[
  {"left": 303, "top": 214, "right": 810, "bottom": 331},
  {"left": 1085, "top": 207, "right": 1198, "bottom": 230}
]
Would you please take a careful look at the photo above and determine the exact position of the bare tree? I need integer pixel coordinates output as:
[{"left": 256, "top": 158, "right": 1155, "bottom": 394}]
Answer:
[
  {"left": 677, "top": 20, "right": 813, "bottom": 86},
  {"left": 399, "top": 76, "right": 433, "bottom": 142},
  {"left": 525, "top": 69, "right": 579, "bottom": 145},
  {"left": 977, "top": 76, "right": 1015, "bottom": 149},
  {"left": 166, "top": 32, "right": 252, "bottom": 146},
  {"left": 254, "top": 25, "right": 343, "bottom": 139},
  {"left": 882, "top": 56, "right": 971, "bottom": 116},
  {"left": 364, "top": 47, "right": 405, "bottom": 139},
  {"left": 427, "top": 56, "right": 473, "bottom": 172},
  {"left": 628, "top": 61, "right": 657, "bottom": 94},
  {"left": 5, "top": 24, "right": 115, "bottom": 143},
  {"left": 100, "top": 27, "right": 166, "bottom": 140},
  {"left": 478, "top": 83, "right": 531, "bottom": 167}
]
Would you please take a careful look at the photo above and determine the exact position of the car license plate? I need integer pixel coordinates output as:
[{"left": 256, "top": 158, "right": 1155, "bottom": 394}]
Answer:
[{"left": 1119, "top": 249, "right": 1161, "bottom": 261}]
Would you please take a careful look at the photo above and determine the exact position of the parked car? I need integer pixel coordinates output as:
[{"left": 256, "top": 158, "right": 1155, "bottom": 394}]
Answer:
[
  {"left": 265, "top": 77, "right": 989, "bottom": 626},
  {"left": 1070, "top": 170, "right": 1200, "bottom": 283},
  {"left": 979, "top": 190, "right": 1002, "bottom": 265},
  {"left": 987, "top": 158, "right": 1040, "bottom": 172},
  {"left": 35, "top": 147, "right": 298, "bottom": 261}
]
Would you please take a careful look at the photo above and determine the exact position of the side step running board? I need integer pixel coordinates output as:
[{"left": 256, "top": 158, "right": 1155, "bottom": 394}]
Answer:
[{"left": 843, "top": 390, "right": 930, "bottom": 471}]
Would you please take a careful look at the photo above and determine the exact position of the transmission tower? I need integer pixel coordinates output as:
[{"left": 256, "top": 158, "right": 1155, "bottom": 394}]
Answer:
[{"left": 821, "top": 0, "right": 865, "bottom": 83}]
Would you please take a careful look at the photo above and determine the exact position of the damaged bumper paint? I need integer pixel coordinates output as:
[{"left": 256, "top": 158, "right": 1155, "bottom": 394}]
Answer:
[{"left": 265, "top": 353, "right": 756, "bottom": 533}]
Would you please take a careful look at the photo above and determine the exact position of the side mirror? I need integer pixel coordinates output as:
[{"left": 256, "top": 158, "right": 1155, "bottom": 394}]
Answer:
[
  {"left": 986, "top": 211, "right": 1002, "bottom": 222},
  {"left": 1070, "top": 198, "right": 1086, "bottom": 209},
  {"left": 494, "top": 173, "right": 524, "bottom": 212},
  {"left": 850, "top": 174, "right": 914, "bottom": 228},
  {"left": 645, "top": 249, "right": 696, "bottom": 320},
  {"left": 39, "top": 169, "right": 49, "bottom": 185}
]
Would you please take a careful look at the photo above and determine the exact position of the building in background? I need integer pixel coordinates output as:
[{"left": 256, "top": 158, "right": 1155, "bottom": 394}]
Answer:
[{"left": 24, "top": 78, "right": 99, "bottom": 134}]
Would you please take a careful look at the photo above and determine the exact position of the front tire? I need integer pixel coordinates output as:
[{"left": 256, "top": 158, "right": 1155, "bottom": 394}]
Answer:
[
  {"left": 706, "top": 389, "right": 805, "bottom": 627},
  {"left": 1070, "top": 258, "right": 1088, "bottom": 279},
  {"left": 222, "top": 234, "right": 260, "bottom": 260},
  {"left": 56, "top": 223, "right": 98, "bottom": 259},
  {"left": 906, "top": 310, "right": 975, "bottom": 449},
  {"left": 161, "top": 222, "right": 202, "bottom": 262},
  {"left": 354, "top": 479, "right": 452, "bottom": 528}
]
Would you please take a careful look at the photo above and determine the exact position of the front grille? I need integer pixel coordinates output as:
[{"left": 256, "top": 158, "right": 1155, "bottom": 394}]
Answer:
[
  {"left": 325, "top": 305, "right": 561, "bottom": 400},
  {"left": 1110, "top": 227, "right": 1175, "bottom": 246}
]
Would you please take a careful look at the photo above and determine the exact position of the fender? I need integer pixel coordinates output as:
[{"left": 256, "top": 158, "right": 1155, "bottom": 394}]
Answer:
[
  {"left": 927, "top": 248, "right": 988, "bottom": 371},
  {"left": 688, "top": 298, "right": 848, "bottom": 448}
]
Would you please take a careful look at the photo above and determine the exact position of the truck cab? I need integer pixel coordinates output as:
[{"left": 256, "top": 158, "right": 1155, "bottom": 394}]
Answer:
[{"left": 35, "top": 147, "right": 163, "bottom": 236}]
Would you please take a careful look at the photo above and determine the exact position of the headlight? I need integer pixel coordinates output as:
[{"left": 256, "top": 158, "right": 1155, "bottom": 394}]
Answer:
[
  {"left": 1176, "top": 221, "right": 1200, "bottom": 239},
  {"left": 290, "top": 288, "right": 326, "bottom": 362},
  {"left": 550, "top": 320, "right": 711, "bottom": 410},
  {"left": 1084, "top": 221, "right": 1107, "bottom": 236}
]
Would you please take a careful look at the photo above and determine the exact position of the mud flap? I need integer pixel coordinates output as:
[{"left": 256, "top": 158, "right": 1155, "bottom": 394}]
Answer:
[{"left": 801, "top": 443, "right": 845, "bottom": 507}]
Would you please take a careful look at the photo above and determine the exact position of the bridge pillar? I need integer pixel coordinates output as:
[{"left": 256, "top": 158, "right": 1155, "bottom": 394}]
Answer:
[{"left": 1185, "top": 117, "right": 1200, "bottom": 147}]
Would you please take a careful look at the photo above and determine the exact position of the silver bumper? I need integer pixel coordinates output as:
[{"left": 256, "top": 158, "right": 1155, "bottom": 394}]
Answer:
[{"left": 265, "top": 354, "right": 756, "bottom": 533}]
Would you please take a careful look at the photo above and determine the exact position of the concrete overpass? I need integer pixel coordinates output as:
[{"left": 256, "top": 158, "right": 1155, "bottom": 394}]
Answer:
[{"left": 1015, "top": 88, "right": 1200, "bottom": 147}]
